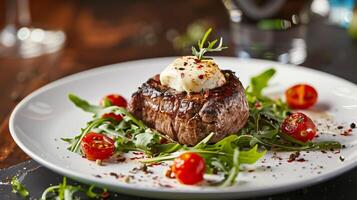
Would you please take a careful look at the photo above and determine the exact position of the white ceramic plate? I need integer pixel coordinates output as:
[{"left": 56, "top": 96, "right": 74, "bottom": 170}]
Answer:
[{"left": 9, "top": 57, "right": 357, "bottom": 199}]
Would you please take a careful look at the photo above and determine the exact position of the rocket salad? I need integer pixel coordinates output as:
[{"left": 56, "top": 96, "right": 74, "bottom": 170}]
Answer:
[{"left": 62, "top": 68, "right": 341, "bottom": 187}]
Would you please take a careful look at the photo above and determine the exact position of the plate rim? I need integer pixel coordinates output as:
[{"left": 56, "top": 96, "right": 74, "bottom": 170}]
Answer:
[{"left": 8, "top": 57, "right": 357, "bottom": 199}]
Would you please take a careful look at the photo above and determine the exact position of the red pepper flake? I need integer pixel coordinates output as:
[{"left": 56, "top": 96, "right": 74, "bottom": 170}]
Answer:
[
  {"left": 197, "top": 65, "right": 203, "bottom": 69},
  {"left": 334, "top": 150, "right": 341, "bottom": 154},
  {"left": 288, "top": 151, "right": 300, "bottom": 162},
  {"left": 296, "top": 158, "right": 307, "bottom": 162},
  {"left": 183, "top": 62, "right": 188, "bottom": 66},
  {"left": 255, "top": 101, "right": 263, "bottom": 109},
  {"left": 198, "top": 74, "right": 204, "bottom": 79},
  {"left": 130, "top": 156, "right": 145, "bottom": 160},
  {"left": 101, "top": 191, "right": 110, "bottom": 199},
  {"left": 194, "top": 58, "right": 200, "bottom": 63}
]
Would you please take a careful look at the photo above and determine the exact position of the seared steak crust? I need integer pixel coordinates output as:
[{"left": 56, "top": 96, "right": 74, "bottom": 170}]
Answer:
[{"left": 128, "top": 70, "right": 249, "bottom": 146}]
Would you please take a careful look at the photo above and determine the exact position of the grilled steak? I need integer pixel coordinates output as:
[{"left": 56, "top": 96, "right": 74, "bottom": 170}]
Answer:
[{"left": 128, "top": 70, "right": 249, "bottom": 146}]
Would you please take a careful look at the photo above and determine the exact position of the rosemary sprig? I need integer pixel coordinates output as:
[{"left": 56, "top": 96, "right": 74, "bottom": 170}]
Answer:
[{"left": 191, "top": 28, "right": 228, "bottom": 60}]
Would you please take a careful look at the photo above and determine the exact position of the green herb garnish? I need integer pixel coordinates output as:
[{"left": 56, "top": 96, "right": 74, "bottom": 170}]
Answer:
[
  {"left": 191, "top": 28, "right": 228, "bottom": 60},
  {"left": 11, "top": 177, "right": 29, "bottom": 198}
]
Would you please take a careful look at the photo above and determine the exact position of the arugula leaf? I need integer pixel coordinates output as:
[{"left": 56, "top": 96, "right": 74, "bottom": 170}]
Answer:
[
  {"left": 11, "top": 177, "right": 29, "bottom": 198},
  {"left": 247, "top": 68, "right": 276, "bottom": 97},
  {"left": 133, "top": 129, "right": 160, "bottom": 153},
  {"left": 41, "top": 177, "right": 106, "bottom": 200},
  {"left": 68, "top": 93, "right": 102, "bottom": 115}
]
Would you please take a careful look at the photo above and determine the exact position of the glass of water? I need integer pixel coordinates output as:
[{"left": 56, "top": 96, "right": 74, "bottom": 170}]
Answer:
[
  {"left": 0, "top": 0, "right": 66, "bottom": 58},
  {"left": 223, "top": 0, "right": 312, "bottom": 64}
]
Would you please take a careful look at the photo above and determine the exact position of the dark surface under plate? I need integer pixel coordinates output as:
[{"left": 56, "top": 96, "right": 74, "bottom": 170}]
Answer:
[{"left": 1, "top": 160, "right": 357, "bottom": 200}]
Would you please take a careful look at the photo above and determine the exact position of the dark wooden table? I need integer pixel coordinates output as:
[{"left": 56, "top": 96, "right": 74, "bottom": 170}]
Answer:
[{"left": 1, "top": 0, "right": 357, "bottom": 199}]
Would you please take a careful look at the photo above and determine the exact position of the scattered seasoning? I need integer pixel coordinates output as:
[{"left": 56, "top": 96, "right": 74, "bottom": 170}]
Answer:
[
  {"left": 198, "top": 74, "right": 204, "bottom": 79},
  {"left": 95, "top": 159, "right": 103, "bottom": 166},
  {"left": 351, "top": 123, "right": 356, "bottom": 129},
  {"left": 158, "top": 183, "right": 173, "bottom": 188},
  {"left": 194, "top": 58, "right": 200, "bottom": 63},
  {"left": 101, "top": 191, "right": 110, "bottom": 199},
  {"left": 109, "top": 172, "right": 119, "bottom": 179},
  {"left": 288, "top": 151, "right": 300, "bottom": 163},
  {"left": 180, "top": 73, "right": 185, "bottom": 78},
  {"left": 337, "top": 126, "right": 344, "bottom": 129},
  {"left": 296, "top": 158, "right": 307, "bottom": 162},
  {"left": 197, "top": 65, "right": 203, "bottom": 69},
  {"left": 116, "top": 156, "right": 126, "bottom": 162},
  {"left": 339, "top": 156, "right": 345, "bottom": 162},
  {"left": 94, "top": 174, "right": 102, "bottom": 178},
  {"left": 183, "top": 62, "right": 188, "bottom": 66},
  {"left": 342, "top": 144, "right": 347, "bottom": 148},
  {"left": 165, "top": 169, "right": 175, "bottom": 179},
  {"left": 248, "top": 169, "right": 255, "bottom": 173},
  {"left": 178, "top": 67, "right": 185, "bottom": 71},
  {"left": 321, "top": 150, "right": 327, "bottom": 154},
  {"left": 123, "top": 175, "right": 134, "bottom": 183}
]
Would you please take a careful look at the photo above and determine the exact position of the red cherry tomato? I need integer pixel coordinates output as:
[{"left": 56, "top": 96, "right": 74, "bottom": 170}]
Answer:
[
  {"left": 100, "top": 94, "right": 127, "bottom": 121},
  {"left": 100, "top": 94, "right": 127, "bottom": 108},
  {"left": 81, "top": 132, "right": 115, "bottom": 161},
  {"left": 281, "top": 112, "right": 317, "bottom": 144},
  {"left": 102, "top": 113, "right": 123, "bottom": 122},
  {"left": 285, "top": 84, "right": 318, "bottom": 109},
  {"left": 171, "top": 152, "right": 205, "bottom": 185}
]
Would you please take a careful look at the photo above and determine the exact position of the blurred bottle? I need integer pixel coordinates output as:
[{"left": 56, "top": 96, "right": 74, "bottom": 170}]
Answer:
[{"left": 223, "top": 0, "right": 312, "bottom": 65}]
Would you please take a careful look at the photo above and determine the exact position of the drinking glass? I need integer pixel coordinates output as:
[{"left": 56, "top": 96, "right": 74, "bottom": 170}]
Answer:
[
  {"left": 223, "top": 0, "right": 312, "bottom": 64},
  {"left": 0, "top": 0, "right": 66, "bottom": 58}
]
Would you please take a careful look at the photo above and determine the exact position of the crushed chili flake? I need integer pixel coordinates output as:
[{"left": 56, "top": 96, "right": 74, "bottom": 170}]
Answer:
[
  {"left": 197, "top": 65, "right": 203, "bottom": 69},
  {"left": 296, "top": 158, "right": 307, "bottom": 162},
  {"left": 101, "top": 191, "right": 110, "bottom": 199},
  {"left": 198, "top": 74, "right": 204, "bottom": 79},
  {"left": 288, "top": 151, "right": 300, "bottom": 162},
  {"left": 183, "top": 62, "right": 188, "bottom": 66}
]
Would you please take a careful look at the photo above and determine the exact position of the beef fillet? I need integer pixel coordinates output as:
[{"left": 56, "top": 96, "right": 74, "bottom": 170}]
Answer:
[{"left": 128, "top": 70, "right": 249, "bottom": 146}]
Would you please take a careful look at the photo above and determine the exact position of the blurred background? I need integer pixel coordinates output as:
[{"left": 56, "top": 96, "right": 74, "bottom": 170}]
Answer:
[{"left": 0, "top": 0, "right": 357, "bottom": 168}]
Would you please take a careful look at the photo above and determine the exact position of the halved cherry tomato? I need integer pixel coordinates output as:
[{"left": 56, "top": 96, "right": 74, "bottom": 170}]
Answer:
[
  {"left": 100, "top": 94, "right": 127, "bottom": 108},
  {"left": 285, "top": 84, "right": 318, "bottom": 109},
  {"left": 102, "top": 113, "right": 123, "bottom": 122},
  {"left": 171, "top": 152, "right": 205, "bottom": 185},
  {"left": 81, "top": 132, "right": 115, "bottom": 161},
  {"left": 281, "top": 112, "right": 317, "bottom": 144},
  {"left": 100, "top": 94, "right": 127, "bottom": 121}
]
